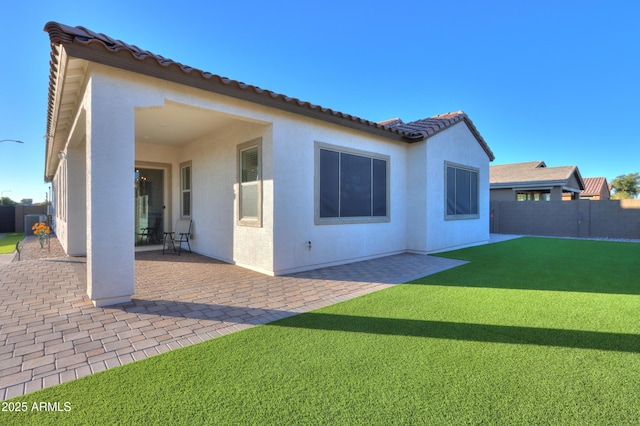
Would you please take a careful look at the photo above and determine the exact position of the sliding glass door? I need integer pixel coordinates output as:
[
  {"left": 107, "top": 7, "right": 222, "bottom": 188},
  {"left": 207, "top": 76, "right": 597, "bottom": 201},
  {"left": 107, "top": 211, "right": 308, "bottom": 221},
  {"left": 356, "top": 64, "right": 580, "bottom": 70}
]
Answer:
[{"left": 135, "top": 168, "right": 165, "bottom": 245}]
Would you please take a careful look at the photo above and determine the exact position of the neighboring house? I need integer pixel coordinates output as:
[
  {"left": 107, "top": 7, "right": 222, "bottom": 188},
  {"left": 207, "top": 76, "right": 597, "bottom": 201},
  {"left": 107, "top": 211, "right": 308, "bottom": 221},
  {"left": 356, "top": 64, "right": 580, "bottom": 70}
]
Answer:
[
  {"left": 43, "top": 22, "right": 495, "bottom": 307},
  {"left": 490, "top": 161, "right": 584, "bottom": 202},
  {"left": 580, "top": 177, "right": 610, "bottom": 200}
]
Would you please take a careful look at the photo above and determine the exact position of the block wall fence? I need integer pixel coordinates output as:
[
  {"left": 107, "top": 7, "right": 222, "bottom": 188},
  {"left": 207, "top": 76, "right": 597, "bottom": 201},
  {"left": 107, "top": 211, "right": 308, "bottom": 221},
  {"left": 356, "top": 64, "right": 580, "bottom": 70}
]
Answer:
[
  {"left": 490, "top": 200, "right": 640, "bottom": 239},
  {"left": 0, "top": 205, "right": 48, "bottom": 233}
]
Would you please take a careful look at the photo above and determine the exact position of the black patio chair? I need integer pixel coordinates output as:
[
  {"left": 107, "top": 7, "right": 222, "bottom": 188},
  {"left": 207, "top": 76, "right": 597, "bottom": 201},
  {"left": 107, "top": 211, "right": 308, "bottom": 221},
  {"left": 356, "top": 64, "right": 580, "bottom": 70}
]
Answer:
[
  {"left": 137, "top": 216, "right": 162, "bottom": 245},
  {"left": 163, "top": 219, "right": 192, "bottom": 255}
]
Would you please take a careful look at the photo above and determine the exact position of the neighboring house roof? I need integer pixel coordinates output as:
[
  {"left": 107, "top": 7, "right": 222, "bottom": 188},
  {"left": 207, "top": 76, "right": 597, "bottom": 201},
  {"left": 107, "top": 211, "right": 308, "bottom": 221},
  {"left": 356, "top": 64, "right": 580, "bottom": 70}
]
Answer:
[
  {"left": 581, "top": 177, "right": 610, "bottom": 197},
  {"left": 43, "top": 21, "right": 494, "bottom": 180},
  {"left": 490, "top": 161, "right": 585, "bottom": 191}
]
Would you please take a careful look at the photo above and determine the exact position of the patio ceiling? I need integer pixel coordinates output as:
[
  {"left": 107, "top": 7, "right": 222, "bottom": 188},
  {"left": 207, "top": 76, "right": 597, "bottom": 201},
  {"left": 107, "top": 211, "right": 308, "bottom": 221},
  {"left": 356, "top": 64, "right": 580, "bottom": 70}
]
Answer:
[
  {"left": 135, "top": 101, "right": 251, "bottom": 146},
  {"left": 45, "top": 50, "right": 262, "bottom": 177},
  {"left": 45, "top": 54, "right": 88, "bottom": 181}
]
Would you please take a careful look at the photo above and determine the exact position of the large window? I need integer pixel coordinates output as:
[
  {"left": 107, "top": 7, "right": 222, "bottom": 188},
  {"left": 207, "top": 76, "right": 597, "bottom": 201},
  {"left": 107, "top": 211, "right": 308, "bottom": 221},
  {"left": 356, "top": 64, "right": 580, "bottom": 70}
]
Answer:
[
  {"left": 315, "top": 142, "right": 389, "bottom": 224},
  {"left": 517, "top": 191, "right": 550, "bottom": 201},
  {"left": 238, "top": 138, "right": 262, "bottom": 226},
  {"left": 445, "top": 162, "right": 479, "bottom": 219},
  {"left": 180, "top": 161, "right": 192, "bottom": 218}
]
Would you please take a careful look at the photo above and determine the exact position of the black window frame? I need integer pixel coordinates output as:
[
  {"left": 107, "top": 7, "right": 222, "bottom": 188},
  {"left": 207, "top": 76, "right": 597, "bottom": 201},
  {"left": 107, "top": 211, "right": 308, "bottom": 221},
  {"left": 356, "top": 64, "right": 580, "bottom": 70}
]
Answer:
[
  {"left": 315, "top": 142, "right": 390, "bottom": 225},
  {"left": 445, "top": 162, "right": 480, "bottom": 220}
]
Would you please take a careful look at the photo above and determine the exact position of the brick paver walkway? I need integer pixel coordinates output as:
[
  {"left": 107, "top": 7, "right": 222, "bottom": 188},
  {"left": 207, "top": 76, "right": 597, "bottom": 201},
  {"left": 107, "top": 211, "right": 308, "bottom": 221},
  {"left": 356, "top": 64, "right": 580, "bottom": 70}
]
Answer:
[{"left": 0, "top": 237, "right": 466, "bottom": 400}]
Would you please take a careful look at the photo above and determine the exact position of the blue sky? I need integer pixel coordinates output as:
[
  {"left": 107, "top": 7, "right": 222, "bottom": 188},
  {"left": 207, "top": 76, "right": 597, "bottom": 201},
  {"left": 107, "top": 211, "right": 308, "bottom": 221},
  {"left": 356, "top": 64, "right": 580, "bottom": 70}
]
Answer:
[{"left": 1, "top": 0, "right": 638, "bottom": 203}]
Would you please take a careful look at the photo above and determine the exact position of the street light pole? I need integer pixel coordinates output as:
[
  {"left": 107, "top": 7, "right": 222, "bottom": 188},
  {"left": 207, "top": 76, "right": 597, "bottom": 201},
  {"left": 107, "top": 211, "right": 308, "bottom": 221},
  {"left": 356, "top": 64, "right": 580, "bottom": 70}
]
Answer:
[{"left": 0, "top": 139, "right": 24, "bottom": 144}]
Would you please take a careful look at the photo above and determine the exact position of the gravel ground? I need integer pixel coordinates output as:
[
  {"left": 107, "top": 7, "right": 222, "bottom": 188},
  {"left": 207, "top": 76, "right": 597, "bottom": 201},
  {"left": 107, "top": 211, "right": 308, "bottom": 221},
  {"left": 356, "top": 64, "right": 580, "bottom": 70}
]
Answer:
[
  {"left": 13, "top": 234, "right": 69, "bottom": 261},
  {"left": 526, "top": 234, "right": 640, "bottom": 244}
]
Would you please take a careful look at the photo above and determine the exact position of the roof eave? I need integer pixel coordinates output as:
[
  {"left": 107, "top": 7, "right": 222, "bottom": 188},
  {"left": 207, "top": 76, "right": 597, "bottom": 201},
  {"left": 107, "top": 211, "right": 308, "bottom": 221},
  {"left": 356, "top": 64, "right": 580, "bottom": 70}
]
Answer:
[
  {"left": 571, "top": 167, "right": 586, "bottom": 191},
  {"left": 59, "top": 41, "right": 418, "bottom": 144},
  {"left": 416, "top": 115, "right": 495, "bottom": 161},
  {"left": 461, "top": 116, "right": 495, "bottom": 162},
  {"left": 490, "top": 180, "right": 570, "bottom": 189},
  {"left": 394, "top": 113, "right": 495, "bottom": 161},
  {"left": 44, "top": 44, "right": 66, "bottom": 183}
]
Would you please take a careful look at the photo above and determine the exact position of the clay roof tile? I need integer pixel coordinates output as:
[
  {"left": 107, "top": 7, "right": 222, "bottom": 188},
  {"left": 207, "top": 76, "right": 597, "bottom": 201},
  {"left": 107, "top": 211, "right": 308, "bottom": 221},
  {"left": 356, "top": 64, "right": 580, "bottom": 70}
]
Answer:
[
  {"left": 43, "top": 22, "right": 495, "bottom": 163},
  {"left": 581, "top": 177, "right": 609, "bottom": 196}
]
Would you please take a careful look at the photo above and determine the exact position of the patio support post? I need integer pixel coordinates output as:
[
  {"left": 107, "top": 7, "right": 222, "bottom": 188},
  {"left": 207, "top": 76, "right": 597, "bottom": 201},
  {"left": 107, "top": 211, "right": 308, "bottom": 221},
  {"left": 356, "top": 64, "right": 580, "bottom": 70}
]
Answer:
[
  {"left": 65, "top": 146, "right": 87, "bottom": 256},
  {"left": 85, "top": 75, "right": 135, "bottom": 307},
  {"left": 406, "top": 142, "right": 428, "bottom": 252}
]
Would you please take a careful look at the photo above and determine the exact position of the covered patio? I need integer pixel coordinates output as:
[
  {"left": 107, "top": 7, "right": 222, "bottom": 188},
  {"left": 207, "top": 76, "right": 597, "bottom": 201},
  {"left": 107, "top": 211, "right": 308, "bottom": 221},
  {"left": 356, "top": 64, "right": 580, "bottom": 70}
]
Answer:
[
  {"left": 0, "top": 236, "right": 467, "bottom": 400},
  {"left": 45, "top": 22, "right": 495, "bottom": 309}
]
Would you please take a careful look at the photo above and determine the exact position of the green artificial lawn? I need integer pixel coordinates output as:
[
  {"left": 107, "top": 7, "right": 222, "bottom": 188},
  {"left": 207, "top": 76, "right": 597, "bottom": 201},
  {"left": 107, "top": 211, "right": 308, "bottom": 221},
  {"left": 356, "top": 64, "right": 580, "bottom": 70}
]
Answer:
[
  {"left": 0, "top": 233, "right": 23, "bottom": 254},
  {"left": 3, "top": 237, "right": 640, "bottom": 425}
]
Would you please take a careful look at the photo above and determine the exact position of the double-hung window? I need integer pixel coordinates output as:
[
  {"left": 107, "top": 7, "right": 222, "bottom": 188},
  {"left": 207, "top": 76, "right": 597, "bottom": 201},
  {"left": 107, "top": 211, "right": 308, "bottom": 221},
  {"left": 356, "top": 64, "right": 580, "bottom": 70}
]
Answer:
[
  {"left": 180, "top": 161, "right": 192, "bottom": 218},
  {"left": 445, "top": 162, "right": 479, "bottom": 219},
  {"left": 315, "top": 142, "right": 389, "bottom": 224},
  {"left": 238, "top": 138, "right": 262, "bottom": 226}
]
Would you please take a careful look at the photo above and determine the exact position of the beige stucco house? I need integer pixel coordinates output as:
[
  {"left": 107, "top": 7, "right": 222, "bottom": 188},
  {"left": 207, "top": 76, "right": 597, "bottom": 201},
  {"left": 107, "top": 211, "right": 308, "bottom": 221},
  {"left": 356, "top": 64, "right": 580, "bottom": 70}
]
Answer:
[
  {"left": 490, "top": 161, "right": 584, "bottom": 202},
  {"left": 43, "top": 22, "right": 495, "bottom": 307}
]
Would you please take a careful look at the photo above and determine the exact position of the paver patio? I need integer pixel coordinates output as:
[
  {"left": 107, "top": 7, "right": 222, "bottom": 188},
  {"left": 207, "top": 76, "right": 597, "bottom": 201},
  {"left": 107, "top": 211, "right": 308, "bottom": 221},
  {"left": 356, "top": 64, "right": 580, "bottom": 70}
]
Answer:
[{"left": 0, "top": 236, "right": 469, "bottom": 400}]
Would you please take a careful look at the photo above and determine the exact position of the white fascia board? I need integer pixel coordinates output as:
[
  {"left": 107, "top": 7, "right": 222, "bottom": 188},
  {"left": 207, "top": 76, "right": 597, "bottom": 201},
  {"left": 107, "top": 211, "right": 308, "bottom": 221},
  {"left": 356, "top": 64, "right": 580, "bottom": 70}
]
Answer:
[{"left": 490, "top": 180, "right": 567, "bottom": 190}]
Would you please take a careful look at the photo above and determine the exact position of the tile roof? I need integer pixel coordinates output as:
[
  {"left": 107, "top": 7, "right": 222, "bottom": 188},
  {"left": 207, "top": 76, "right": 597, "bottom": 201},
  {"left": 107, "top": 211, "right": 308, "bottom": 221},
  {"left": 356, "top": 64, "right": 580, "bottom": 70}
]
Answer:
[
  {"left": 376, "top": 118, "right": 403, "bottom": 127},
  {"left": 379, "top": 113, "right": 494, "bottom": 160},
  {"left": 43, "top": 23, "right": 412, "bottom": 143},
  {"left": 490, "top": 161, "right": 546, "bottom": 183},
  {"left": 490, "top": 161, "right": 584, "bottom": 189},
  {"left": 43, "top": 22, "right": 494, "bottom": 160},
  {"left": 581, "top": 177, "right": 609, "bottom": 196}
]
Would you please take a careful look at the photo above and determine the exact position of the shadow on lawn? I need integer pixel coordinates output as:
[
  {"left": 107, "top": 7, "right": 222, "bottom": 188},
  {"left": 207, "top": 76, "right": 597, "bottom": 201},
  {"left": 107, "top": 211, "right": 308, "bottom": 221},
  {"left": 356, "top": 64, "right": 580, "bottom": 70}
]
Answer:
[
  {"left": 107, "top": 297, "right": 639, "bottom": 354},
  {"left": 274, "top": 313, "right": 640, "bottom": 353}
]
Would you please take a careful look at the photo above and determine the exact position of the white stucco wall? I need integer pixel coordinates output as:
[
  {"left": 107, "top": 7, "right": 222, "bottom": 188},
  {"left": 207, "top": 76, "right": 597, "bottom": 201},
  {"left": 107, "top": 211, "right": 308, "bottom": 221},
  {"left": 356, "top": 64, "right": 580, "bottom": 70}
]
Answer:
[
  {"left": 65, "top": 142, "right": 87, "bottom": 256},
  {"left": 424, "top": 122, "right": 491, "bottom": 253},
  {"left": 121, "top": 66, "right": 412, "bottom": 275},
  {"left": 55, "top": 62, "right": 491, "bottom": 288},
  {"left": 270, "top": 118, "right": 409, "bottom": 274},
  {"left": 137, "top": 121, "right": 274, "bottom": 273},
  {"left": 52, "top": 163, "right": 67, "bottom": 252},
  {"left": 53, "top": 106, "right": 88, "bottom": 257},
  {"left": 85, "top": 73, "right": 139, "bottom": 306},
  {"left": 103, "top": 66, "right": 276, "bottom": 274},
  {"left": 406, "top": 141, "right": 429, "bottom": 252}
]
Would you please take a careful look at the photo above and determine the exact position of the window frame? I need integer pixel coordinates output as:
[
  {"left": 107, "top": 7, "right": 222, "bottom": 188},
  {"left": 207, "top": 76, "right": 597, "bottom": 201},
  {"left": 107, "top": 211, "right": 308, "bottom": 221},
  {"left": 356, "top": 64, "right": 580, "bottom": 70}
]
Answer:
[
  {"left": 314, "top": 141, "right": 390, "bottom": 225},
  {"left": 180, "top": 161, "right": 192, "bottom": 219},
  {"left": 237, "top": 138, "right": 262, "bottom": 227},
  {"left": 516, "top": 190, "right": 551, "bottom": 201},
  {"left": 444, "top": 161, "right": 480, "bottom": 220}
]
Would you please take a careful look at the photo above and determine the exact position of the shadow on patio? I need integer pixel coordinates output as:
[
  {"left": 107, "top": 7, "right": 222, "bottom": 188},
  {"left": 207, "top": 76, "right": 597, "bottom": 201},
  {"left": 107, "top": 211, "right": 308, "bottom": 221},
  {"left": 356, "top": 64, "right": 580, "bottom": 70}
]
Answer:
[
  {"left": 112, "top": 298, "right": 296, "bottom": 325},
  {"left": 2, "top": 237, "right": 467, "bottom": 400}
]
